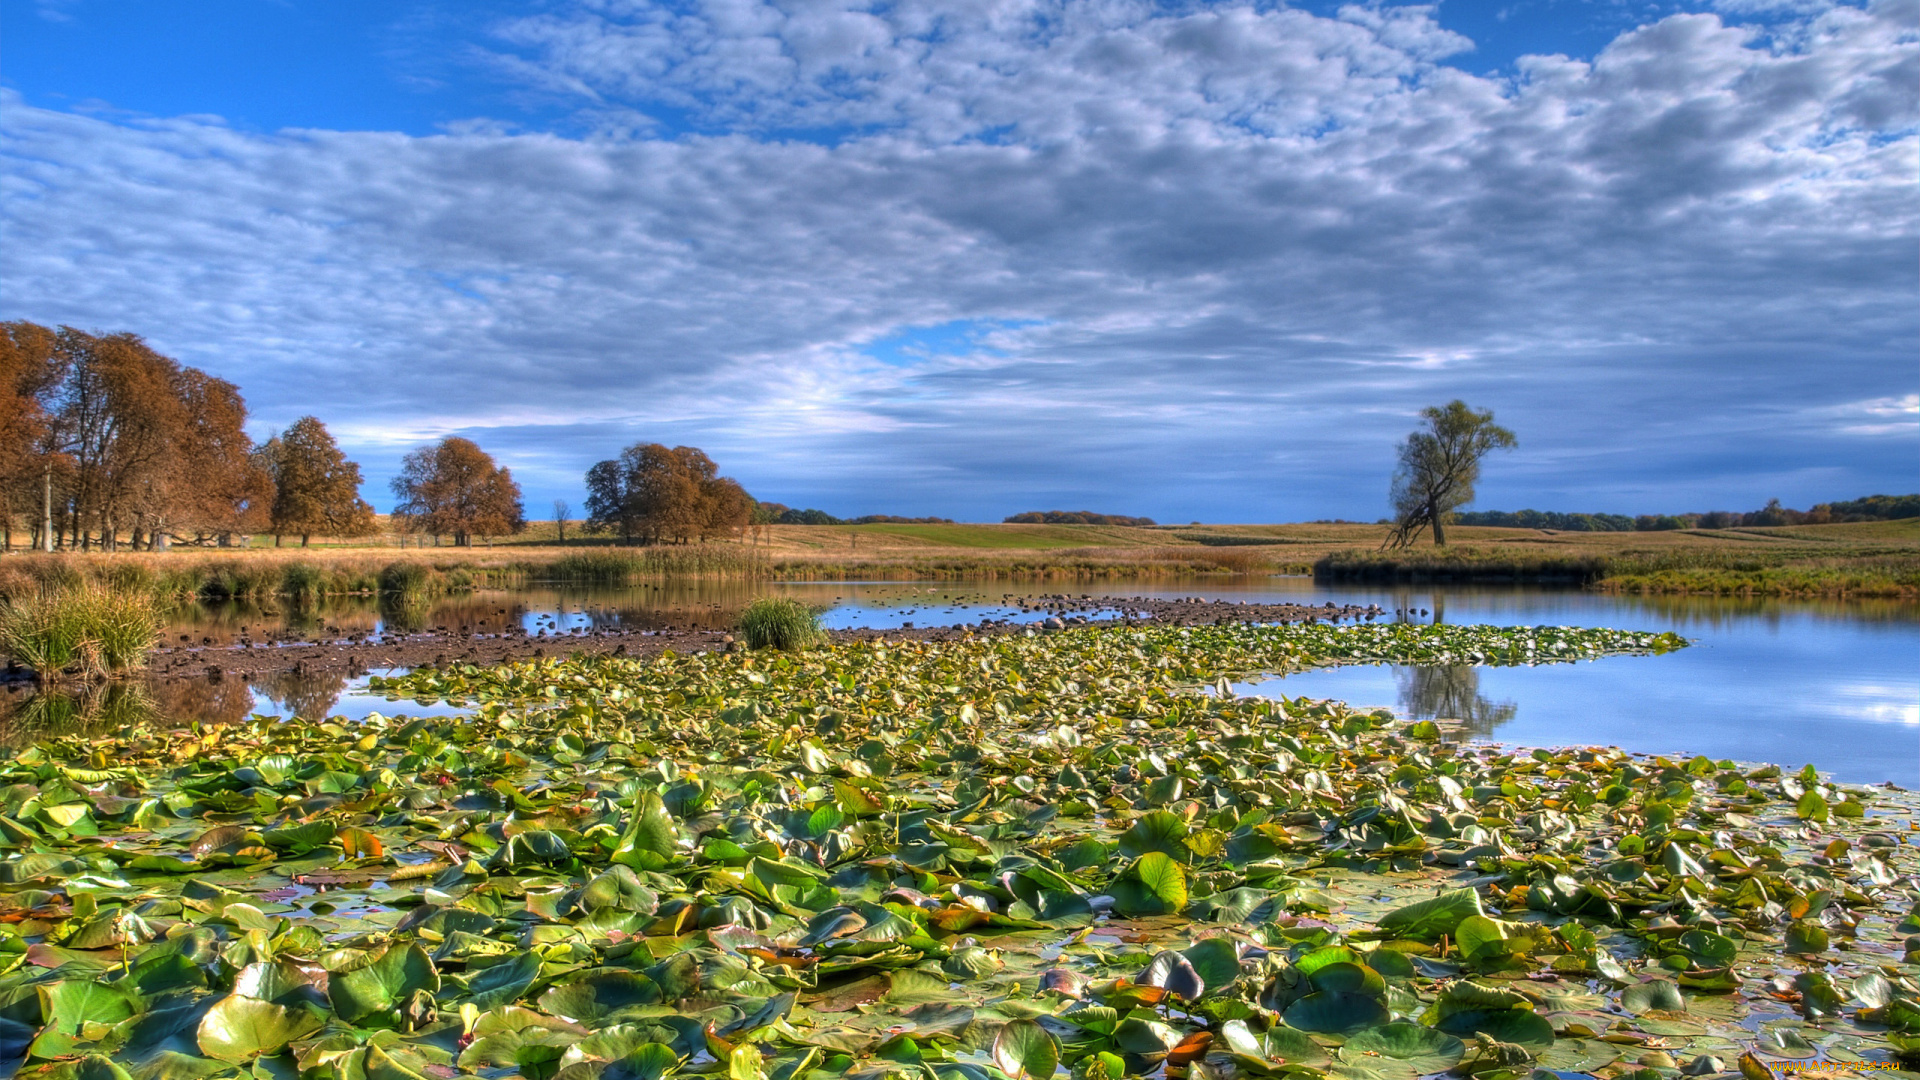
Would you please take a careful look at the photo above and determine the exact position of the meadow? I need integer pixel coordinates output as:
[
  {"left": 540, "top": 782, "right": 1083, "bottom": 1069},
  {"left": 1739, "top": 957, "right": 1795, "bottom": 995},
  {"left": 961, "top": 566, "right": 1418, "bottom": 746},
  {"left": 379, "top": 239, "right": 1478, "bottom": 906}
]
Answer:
[{"left": 5, "top": 518, "right": 1915, "bottom": 600}]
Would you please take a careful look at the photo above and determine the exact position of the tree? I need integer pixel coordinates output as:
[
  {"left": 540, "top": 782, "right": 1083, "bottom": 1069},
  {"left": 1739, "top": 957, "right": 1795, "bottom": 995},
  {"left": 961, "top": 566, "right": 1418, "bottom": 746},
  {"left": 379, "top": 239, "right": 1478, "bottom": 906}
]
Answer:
[
  {"left": 584, "top": 443, "right": 752, "bottom": 544},
  {"left": 0, "top": 322, "right": 66, "bottom": 551},
  {"left": 265, "top": 417, "right": 376, "bottom": 546},
  {"left": 56, "top": 329, "right": 182, "bottom": 550},
  {"left": 390, "top": 437, "right": 525, "bottom": 546},
  {"left": 553, "top": 499, "right": 570, "bottom": 544},
  {"left": 158, "top": 368, "right": 274, "bottom": 545},
  {"left": 1385, "top": 400, "right": 1516, "bottom": 548}
]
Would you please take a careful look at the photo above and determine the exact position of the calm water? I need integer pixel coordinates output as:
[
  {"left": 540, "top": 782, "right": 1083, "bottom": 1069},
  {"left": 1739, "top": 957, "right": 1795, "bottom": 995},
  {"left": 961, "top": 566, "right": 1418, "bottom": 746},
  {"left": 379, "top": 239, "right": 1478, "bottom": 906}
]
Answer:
[{"left": 9, "top": 579, "right": 1912, "bottom": 786}]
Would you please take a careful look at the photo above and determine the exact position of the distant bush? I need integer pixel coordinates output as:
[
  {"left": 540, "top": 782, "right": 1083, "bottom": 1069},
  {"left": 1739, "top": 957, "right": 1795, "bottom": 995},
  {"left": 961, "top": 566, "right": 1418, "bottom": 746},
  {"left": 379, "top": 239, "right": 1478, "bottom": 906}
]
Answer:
[
  {"left": 736, "top": 597, "right": 823, "bottom": 650},
  {"left": 1816, "top": 494, "right": 1920, "bottom": 521},
  {"left": 848, "top": 515, "right": 955, "bottom": 524},
  {"left": 1452, "top": 510, "right": 1635, "bottom": 531},
  {"left": 778, "top": 508, "right": 843, "bottom": 525},
  {"left": 1004, "top": 511, "right": 1157, "bottom": 526},
  {"left": 1456, "top": 494, "right": 1919, "bottom": 532}
]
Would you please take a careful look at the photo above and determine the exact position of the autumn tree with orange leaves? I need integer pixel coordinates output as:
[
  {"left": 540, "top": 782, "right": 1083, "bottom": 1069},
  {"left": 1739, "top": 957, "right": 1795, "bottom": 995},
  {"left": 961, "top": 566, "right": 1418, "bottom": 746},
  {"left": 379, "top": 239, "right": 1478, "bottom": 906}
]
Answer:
[{"left": 390, "top": 437, "right": 525, "bottom": 546}]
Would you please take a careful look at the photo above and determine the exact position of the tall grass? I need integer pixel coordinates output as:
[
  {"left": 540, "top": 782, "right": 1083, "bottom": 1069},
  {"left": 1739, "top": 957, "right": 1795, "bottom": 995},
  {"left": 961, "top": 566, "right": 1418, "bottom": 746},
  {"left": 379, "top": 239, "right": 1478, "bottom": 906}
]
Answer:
[
  {"left": 737, "top": 597, "right": 823, "bottom": 650},
  {"left": 533, "top": 547, "right": 770, "bottom": 584},
  {"left": 0, "top": 586, "right": 163, "bottom": 679},
  {"left": 1314, "top": 551, "right": 1611, "bottom": 584}
]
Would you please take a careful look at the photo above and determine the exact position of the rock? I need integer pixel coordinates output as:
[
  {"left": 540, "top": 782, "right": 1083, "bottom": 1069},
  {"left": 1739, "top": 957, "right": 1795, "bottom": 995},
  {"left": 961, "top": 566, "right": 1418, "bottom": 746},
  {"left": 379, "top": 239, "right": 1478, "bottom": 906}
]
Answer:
[{"left": 1043, "top": 617, "right": 1066, "bottom": 630}]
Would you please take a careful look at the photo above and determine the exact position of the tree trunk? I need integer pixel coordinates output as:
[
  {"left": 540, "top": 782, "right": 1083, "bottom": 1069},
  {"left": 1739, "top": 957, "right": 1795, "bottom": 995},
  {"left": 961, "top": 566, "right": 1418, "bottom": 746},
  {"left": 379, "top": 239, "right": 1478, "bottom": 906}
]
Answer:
[
  {"left": 41, "top": 464, "right": 54, "bottom": 553},
  {"left": 274, "top": 534, "right": 282, "bottom": 547},
  {"left": 301, "top": 534, "right": 311, "bottom": 547},
  {"left": 1431, "top": 509, "right": 1447, "bottom": 546}
]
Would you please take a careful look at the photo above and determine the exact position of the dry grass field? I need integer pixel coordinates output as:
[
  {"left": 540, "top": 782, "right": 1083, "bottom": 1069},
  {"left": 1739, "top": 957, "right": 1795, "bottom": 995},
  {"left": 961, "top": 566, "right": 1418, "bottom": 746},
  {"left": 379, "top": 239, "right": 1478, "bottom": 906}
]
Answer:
[{"left": 2, "top": 517, "right": 1914, "bottom": 597}]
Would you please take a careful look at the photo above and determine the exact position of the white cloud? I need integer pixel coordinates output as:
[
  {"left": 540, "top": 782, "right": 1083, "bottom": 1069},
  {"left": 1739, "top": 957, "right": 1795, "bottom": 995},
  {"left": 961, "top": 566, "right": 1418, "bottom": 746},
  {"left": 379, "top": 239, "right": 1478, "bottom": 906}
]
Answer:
[{"left": 0, "top": 0, "right": 1913, "bottom": 518}]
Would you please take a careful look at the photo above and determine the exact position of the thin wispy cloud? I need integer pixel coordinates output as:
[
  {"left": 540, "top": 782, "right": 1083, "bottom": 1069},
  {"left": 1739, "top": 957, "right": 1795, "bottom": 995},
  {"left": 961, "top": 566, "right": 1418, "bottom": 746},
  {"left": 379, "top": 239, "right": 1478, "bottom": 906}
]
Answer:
[{"left": 1, "top": 0, "right": 1912, "bottom": 519}]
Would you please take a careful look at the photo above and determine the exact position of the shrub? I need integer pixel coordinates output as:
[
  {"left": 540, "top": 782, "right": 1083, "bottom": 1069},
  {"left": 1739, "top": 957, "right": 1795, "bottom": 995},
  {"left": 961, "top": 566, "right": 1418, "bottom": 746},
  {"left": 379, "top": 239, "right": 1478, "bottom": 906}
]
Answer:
[
  {"left": 0, "top": 586, "right": 162, "bottom": 679},
  {"left": 737, "top": 597, "right": 823, "bottom": 651},
  {"left": 282, "top": 562, "right": 326, "bottom": 603},
  {"left": 378, "top": 561, "right": 436, "bottom": 598}
]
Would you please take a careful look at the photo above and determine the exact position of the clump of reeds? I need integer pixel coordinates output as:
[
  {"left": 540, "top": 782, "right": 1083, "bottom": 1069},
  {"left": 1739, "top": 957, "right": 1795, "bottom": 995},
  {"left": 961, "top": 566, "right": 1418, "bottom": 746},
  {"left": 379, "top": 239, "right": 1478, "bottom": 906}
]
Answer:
[
  {"left": 0, "top": 586, "right": 162, "bottom": 680},
  {"left": 378, "top": 561, "right": 438, "bottom": 598},
  {"left": 282, "top": 561, "right": 326, "bottom": 604},
  {"left": 545, "top": 551, "right": 644, "bottom": 584},
  {"left": 737, "top": 597, "right": 823, "bottom": 651}
]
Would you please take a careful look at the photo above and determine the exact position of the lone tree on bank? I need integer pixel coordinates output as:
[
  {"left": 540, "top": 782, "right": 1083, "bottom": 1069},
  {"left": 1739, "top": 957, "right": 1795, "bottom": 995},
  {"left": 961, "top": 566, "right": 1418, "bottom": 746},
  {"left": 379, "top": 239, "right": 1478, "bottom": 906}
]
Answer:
[
  {"left": 1385, "top": 400, "right": 1516, "bottom": 548},
  {"left": 261, "top": 416, "right": 376, "bottom": 546},
  {"left": 391, "top": 437, "right": 525, "bottom": 546},
  {"left": 585, "top": 443, "right": 752, "bottom": 544}
]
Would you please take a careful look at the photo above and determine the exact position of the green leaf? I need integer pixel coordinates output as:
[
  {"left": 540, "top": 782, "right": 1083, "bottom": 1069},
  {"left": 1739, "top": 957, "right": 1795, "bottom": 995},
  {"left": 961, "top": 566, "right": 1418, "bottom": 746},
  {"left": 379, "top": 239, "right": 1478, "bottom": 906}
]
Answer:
[
  {"left": 1182, "top": 937, "right": 1242, "bottom": 992},
  {"left": 327, "top": 944, "right": 440, "bottom": 1024},
  {"left": 1434, "top": 1009, "right": 1555, "bottom": 1050},
  {"left": 31, "top": 980, "right": 140, "bottom": 1059},
  {"left": 1134, "top": 851, "right": 1187, "bottom": 907},
  {"left": 539, "top": 971, "right": 663, "bottom": 1023},
  {"left": 613, "top": 792, "right": 680, "bottom": 866},
  {"left": 1117, "top": 810, "right": 1189, "bottom": 860},
  {"left": 462, "top": 951, "right": 545, "bottom": 1010},
  {"left": 991, "top": 1019, "right": 1060, "bottom": 1079},
  {"left": 1375, "top": 888, "right": 1483, "bottom": 942},
  {"left": 1283, "top": 991, "right": 1390, "bottom": 1035},
  {"left": 612, "top": 1043, "right": 681, "bottom": 1080},
  {"left": 194, "top": 994, "right": 325, "bottom": 1063},
  {"left": 1785, "top": 921, "right": 1829, "bottom": 954},
  {"left": 1341, "top": 1023, "right": 1467, "bottom": 1075}
]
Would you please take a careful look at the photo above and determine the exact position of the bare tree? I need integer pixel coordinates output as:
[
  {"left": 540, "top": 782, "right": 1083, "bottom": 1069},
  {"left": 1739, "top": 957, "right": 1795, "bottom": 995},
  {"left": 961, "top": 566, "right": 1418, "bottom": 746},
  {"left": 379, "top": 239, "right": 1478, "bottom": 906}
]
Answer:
[
  {"left": 1385, "top": 400, "right": 1516, "bottom": 548},
  {"left": 553, "top": 499, "right": 570, "bottom": 544}
]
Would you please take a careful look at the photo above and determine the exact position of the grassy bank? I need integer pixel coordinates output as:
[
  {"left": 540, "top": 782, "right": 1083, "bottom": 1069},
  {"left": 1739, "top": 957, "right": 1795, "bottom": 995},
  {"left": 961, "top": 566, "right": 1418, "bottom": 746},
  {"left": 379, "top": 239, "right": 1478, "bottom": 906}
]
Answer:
[
  {"left": 1317, "top": 527, "right": 1920, "bottom": 596},
  {"left": 0, "top": 545, "right": 771, "bottom": 604},
  {"left": 1, "top": 518, "right": 1914, "bottom": 596}
]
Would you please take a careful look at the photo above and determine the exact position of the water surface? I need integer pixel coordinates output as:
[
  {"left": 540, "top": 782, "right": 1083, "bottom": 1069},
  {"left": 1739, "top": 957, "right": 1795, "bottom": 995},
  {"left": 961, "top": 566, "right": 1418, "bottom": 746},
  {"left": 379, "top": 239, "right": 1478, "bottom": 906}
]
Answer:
[{"left": 9, "top": 578, "right": 1911, "bottom": 785}]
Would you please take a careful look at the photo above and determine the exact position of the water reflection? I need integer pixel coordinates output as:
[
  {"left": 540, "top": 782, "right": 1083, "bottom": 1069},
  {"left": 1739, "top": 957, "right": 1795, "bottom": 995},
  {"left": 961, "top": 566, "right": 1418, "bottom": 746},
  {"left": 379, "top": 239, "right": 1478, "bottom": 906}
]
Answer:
[
  {"left": 0, "top": 682, "right": 160, "bottom": 746},
  {"left": 253, "top": 668, "right": 352, "bottom": 721},
  {"left": 1394, "top": 665, "right": 1516, "bottom": 738}
]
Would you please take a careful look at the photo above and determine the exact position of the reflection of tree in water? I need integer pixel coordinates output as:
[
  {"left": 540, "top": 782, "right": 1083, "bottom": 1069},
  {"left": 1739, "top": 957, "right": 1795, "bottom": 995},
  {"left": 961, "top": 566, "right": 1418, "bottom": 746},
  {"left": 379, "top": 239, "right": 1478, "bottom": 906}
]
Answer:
[
  {"left": 1395, "top": 665, "right": 1517, "bottom": 739},
  {"left": 254, "top": 669, "right": 350, "bottom": 720},
  {"left": 148, "top": 677, "right": 259, "bottom": 728},
  {"left": 0, "top": 682, "right": 159, "bottom": 746}
]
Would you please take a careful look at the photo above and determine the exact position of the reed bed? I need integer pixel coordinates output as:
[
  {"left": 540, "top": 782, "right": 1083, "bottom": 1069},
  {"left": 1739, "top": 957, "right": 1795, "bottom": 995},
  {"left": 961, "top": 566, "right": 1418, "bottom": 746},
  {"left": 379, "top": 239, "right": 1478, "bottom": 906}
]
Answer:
[
  {"left": 0, "top": 585, "right": 163, "bottom": 679},
  {"left": 0, "top": 545, "right": 771, "bottom": 604}
]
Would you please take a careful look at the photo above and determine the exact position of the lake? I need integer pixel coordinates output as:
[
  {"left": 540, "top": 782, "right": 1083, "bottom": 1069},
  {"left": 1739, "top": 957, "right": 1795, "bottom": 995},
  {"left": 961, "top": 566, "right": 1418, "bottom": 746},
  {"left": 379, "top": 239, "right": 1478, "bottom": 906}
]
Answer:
[{"left": 21, "top": 578, "right": 1917, "bottom": 786}]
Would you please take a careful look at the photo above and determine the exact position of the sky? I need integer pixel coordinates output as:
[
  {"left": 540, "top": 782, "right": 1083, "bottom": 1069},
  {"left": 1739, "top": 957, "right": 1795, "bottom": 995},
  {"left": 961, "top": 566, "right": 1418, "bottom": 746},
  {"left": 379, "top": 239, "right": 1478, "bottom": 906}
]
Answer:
[{"left": 2, "top": 0, "right": 1914, "bottom": 522}]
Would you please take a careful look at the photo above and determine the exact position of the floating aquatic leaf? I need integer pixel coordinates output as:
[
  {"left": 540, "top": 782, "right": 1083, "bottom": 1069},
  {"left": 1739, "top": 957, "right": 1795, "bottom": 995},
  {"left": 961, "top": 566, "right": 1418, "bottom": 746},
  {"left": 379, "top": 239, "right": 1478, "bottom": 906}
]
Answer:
[{"left": 991, "top": 1019, "right": 1059, "bottom": 1079}]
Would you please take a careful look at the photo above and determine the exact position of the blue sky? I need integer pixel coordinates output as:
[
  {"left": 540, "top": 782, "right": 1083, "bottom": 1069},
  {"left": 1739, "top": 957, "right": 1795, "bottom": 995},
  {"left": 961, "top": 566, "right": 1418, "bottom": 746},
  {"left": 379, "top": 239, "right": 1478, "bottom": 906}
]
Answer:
[{"left": 2, "top": 0, "right": 1914, "bottom": 520}]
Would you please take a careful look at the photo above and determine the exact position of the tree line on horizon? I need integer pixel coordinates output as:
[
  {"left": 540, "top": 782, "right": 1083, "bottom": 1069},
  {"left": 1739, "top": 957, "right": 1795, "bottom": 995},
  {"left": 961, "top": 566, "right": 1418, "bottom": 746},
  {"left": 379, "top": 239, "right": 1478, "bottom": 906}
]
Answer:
[{"left": 1454, "top": 494, "right": 1919, "bottom": 532}]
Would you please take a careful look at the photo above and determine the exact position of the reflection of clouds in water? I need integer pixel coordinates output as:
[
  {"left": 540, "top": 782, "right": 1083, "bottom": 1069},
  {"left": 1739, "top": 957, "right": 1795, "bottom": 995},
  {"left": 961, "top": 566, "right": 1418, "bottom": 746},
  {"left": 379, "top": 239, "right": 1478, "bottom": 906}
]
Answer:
[
  {"left": 1830, "top": 684, "right": 1919, "bottom": 725},
  {"left": 1393, "top": 666, "right": 1517, "bottom": 740}
]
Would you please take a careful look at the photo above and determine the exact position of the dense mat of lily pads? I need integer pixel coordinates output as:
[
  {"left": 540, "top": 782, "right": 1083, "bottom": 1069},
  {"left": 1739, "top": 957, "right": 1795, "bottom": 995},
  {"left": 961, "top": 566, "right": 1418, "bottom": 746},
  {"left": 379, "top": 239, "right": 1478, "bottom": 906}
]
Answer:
[{"left": 0, "top": 622, "right": 1913, "bottom": 1080}]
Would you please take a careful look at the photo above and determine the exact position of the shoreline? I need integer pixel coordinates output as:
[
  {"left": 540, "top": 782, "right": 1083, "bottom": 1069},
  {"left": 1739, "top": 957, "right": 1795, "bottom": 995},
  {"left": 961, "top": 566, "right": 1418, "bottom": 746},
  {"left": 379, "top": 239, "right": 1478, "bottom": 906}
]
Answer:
[{"left": 5, "top": 595, "right": 1385, "bottom": 690}]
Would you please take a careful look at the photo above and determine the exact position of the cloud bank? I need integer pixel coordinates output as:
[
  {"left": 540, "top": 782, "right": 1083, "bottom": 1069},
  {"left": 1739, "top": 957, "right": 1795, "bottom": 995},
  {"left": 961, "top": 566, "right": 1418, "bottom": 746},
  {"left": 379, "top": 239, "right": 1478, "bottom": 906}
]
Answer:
[{"left": 3, "top": 0, "right": 1914, "bottom": 519}]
